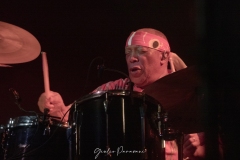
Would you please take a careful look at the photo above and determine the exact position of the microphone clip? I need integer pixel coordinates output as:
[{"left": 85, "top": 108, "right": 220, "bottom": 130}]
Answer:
[{"left": 9, "top": 88, "right": 22, "bottom": 105}]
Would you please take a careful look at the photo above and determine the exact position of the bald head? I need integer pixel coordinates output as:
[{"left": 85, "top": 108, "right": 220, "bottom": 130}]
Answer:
[
  {"left": 126, "top": 28, "right": 170, "bottom": 53},
  {"left": 136, "top": 28, "right": 168, "bottom": 41}
]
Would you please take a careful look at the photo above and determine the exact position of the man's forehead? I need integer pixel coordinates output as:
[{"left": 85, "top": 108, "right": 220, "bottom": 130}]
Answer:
[
  {"left": 125, "top": 45, "right": 148, "bottom": 50},
  {"left": 125, "top": 31, "right": 170, "bottom": 52}
]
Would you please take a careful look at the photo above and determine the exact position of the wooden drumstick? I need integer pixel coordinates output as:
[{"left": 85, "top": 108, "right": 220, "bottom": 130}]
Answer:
[{"left": 41, "top": 52, "right": 50, "bottom": 97}]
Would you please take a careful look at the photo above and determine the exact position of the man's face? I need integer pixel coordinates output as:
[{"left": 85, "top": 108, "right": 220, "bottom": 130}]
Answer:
[{"left": 125, "top": 45, "right": 166, "bottom": 88}]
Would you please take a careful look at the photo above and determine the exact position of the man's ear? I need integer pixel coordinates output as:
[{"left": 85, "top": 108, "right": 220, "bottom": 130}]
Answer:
[{"left": 160, "top": 51, "right": 170, "bottom": 65}]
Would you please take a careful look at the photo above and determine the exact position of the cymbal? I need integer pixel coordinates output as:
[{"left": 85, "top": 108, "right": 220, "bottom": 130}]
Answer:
[
  {"left": 0, "top": 63, "right": 11, "bottom": 67},
  {"left": 144, "top": 66, "right": 206, "bottom": 134},
  {"left": 0, "top": 21, "right": 41, "bottom": 64}
]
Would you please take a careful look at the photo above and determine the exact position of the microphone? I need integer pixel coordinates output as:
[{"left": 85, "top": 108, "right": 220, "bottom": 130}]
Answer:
[
  {"left": 97, "top": 64, "right": 129, "bottom": 79},
  {"left": 9, "top": 88, "right": 21, "bottom": 104},
  {"left": 96, "top": 64, "right": 134, "bottom": 91},
  {"left": 8, "top": 88, "right": 40, "bottom": 118}
]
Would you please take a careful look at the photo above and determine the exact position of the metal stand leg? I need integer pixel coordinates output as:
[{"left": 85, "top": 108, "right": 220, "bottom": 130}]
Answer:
[
  {"left": 157, "top": 104, "right": 185, "bottom": 160},
  {"left": 177, "top": 132, "right": 184, "bottom": 160},
  {"left": 160, "top": 139, "right": 166, "bottom": 160}
]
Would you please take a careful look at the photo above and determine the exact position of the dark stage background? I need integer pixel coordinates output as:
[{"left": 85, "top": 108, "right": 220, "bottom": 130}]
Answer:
[
  {"left": 0, "top": 1, "right": 199, "bottom": 124},
  {"left": 1, "top": 1, "right": 240, "bottom": 159}
]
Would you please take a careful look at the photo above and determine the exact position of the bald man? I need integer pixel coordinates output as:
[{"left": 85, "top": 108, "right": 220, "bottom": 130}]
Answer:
[{"left": 38, "top": 28, "right": 205, "bottom": 160}]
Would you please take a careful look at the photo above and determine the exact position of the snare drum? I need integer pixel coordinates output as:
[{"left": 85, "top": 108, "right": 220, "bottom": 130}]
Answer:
[
  {"left": 2, "top": 116, "right": 69, "bottom": 160},
  {"left": 68, "top": 90, "right": 162, "bottom": 160}
]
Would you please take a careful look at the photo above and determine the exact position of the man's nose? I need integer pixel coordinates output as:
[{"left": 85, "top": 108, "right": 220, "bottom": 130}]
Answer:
[{"left": 129, "top": 52, "right": 138, "bottom": 63}]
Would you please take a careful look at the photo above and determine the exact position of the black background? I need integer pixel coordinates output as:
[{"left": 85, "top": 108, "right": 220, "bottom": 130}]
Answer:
[
  {"left": 1, "top": 1, "right": 240, "bottom": 159},
  {"left": 0, "top": 1, "right": 199, "bottom": 123}
]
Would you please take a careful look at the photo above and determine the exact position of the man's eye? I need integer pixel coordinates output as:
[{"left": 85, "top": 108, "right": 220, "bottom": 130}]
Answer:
[
  {"left": 140, "top": 50, "right": 148, "bottom": 54},
  {"left": 125, "top": 50, "right": 131, "bottom": 54},
  {"left": 137, "top": 47, "right": 147, "bottom": 54}
]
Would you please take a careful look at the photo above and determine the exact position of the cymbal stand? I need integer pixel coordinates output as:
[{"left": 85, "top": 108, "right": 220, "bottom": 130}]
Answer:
[
  {"left": 157, "top": 104, "right": 166, "bottom": 160},
  {"left": 157, "top": 104, "right": 183, "bottom": 160},
  {"left": 176, "top": 132, "right": 184, "bottom": 160}
]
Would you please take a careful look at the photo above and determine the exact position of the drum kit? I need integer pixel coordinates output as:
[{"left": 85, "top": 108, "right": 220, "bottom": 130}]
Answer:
[{"left": 0, "top": 21, "right": 205, "bottom": 160}]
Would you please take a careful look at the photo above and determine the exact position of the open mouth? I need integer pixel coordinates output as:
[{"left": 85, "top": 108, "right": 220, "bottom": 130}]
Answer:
[{"left": 130, "top": 67, "right": 141, "bottom": 73}]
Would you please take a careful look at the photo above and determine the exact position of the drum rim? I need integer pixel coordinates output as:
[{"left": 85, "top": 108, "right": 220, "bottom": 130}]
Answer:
[
  {"left": 7, "top": 116, "right": 38, "bottom": 128},
  {"left": 76, "top": 90, "right": 137, "bottom": 103},
  {"left": 6, "top": 115, "right": 70, "bottom": 129},
  {"left": 75, "top": 90, "right": 160, "bottom": 105}
]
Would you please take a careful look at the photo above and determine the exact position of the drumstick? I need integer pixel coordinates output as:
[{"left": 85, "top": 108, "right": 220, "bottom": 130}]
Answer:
[{"left": 41, "top": 52, "right": 50, "bottom": 97}]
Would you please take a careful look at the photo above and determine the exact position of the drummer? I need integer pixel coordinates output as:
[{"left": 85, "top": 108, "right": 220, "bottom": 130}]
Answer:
[{"left": 38, "top": 28, "right": 205, "bottom": 160}]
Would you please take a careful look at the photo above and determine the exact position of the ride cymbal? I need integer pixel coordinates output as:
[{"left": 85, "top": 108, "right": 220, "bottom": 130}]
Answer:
[
  {"left": 0, "top": 21, "right": 41, "bottom": 64},
  {"left": 144, "top": 66, "right": 206, "bottom": 134}
]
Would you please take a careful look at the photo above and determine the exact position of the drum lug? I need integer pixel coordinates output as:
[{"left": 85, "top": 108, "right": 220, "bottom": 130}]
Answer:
[
  {"left": 6, "top": 118, "right": 13, "bottom": 128},
  {"left": 103, "top": 93, "right": 109, "bottom": 113}
]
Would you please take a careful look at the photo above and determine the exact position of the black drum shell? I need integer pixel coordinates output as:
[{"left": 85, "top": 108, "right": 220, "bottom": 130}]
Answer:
[
  {"left": 68, "top": 90, "right": 162, "bottom": 160},
  {"left": 2, "top": 116, "right": 69, "bottom": 160}
]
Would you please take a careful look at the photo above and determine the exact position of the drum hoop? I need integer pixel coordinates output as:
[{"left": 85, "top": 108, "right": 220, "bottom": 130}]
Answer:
[
  {"left": 7, "top": 116, "right": 39, "bottom": 128},
  {"left": 75, "top": 90, "right": 160, "bottom": 105},
  {"left": 50, "top": 120, "right": 69, "bottom": 128}
]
